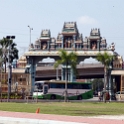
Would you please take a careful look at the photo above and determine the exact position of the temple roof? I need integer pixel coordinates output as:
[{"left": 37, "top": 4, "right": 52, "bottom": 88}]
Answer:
[
  {"left": 90, "top": 28, "right": 100, "bottom": 36},
  {"left": 51, "top": 37, "right": 56, "bottom": 42},
  {"left": 64, "top": 22, "right": 75, "bottom": 28},
  {"left": 101, "top": 37, "right": 106, "bottom": 41},
  {"left": 40, "top": 29, "right": 51, "bottom": 38},
  {"left": 57, "top": 33, "right": 63, "bottom": 40},
  {"left": 62, "top": 22, "right": 78, "bottom": 34}
]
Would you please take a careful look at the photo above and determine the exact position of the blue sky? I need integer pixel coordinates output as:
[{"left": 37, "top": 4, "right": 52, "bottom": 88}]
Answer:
[{"left": 0, "top": 0, "right": 124, "bottom": 60}]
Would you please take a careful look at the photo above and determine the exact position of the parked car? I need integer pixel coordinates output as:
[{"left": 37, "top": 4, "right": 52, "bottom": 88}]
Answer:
[{"left": 115, "top": 91, "right": 124, "bottom": 101}]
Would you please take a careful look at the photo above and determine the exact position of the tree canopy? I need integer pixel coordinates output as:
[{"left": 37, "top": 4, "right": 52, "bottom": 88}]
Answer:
[
  {"left": 96, "top": 52, "right": 114, "bottom": 68},
  {"left": 54, "top": 49, "right": 78, "bottom": 75},
  {"left": 0, "top": 37, "right": 19, "bottom": 72}
]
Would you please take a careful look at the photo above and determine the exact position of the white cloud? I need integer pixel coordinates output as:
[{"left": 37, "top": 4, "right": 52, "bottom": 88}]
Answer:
[{"left": 77, "top": 16, "right": 98, "bottom": 25}]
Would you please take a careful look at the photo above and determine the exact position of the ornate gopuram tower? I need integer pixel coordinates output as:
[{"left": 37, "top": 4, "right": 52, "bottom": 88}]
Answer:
[{"left": 25, "top": 22, "right": 115, "bottom": 94}]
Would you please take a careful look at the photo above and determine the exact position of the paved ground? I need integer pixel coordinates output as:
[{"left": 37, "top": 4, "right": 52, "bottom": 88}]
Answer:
[{"left": 0, "top": 111, "right": 124, "bottom": 124}]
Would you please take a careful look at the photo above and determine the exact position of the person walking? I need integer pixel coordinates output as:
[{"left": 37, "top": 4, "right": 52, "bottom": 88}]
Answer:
[{"left": 98, "top": 91, "right": 101, "bottom": 101}]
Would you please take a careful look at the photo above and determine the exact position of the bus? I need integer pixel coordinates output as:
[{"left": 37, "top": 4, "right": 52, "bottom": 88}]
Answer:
[{"left": 33, "top": 80, "right": 93, "bottom": 100}]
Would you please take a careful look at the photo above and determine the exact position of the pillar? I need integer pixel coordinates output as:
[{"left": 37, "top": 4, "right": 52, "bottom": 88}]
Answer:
[
  {"left": 61, "top": 66, "right": 64, "bottom": 80},
  {"left": 28, "top": 57, "right": 36, "bottom": 95},
  {"left": 61, "top": 35, "right": 64, "bottom": 48},
  {"left": 73, "top": 35, "right": 76, "bottom": 49},
  {"left": 97, "top": 40, "right": 100, "bottom": 51},
  {"left": 47, "top": 40, "right": 50, "bottom": 50},
  {"left": 70, "top": 68, "right": 76, "bottom": 82}
]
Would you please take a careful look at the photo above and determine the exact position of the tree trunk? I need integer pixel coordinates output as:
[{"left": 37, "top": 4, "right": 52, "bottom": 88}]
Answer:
[
  {"left": 4, "top": 61, "right": 6, "bottom": 85},
  {"left": 103, "top": 66, "right": 107, "bottom": 103},
  {"left": 0, "top": 64, "right": 2, "bottom": 102},
  {"left": 64, "top": 65, "right": 68, "bottom": 102},
  {"left": 5, "top": 61, "right": 6, "bottom": 73}
]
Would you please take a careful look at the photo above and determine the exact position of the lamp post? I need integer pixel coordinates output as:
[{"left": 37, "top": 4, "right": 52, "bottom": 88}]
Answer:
[
  {"left": 27, "top": 25, "right": 33, "bottom": 45},
  {"left": 6, "top": 35, "right": 15, "bottom": 102}
]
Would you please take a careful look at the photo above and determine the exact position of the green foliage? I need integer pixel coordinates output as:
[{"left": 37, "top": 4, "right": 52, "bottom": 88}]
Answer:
[
  {"left": 1, "top": 79, "right": 7, "bottom": 84},
  {"left": 92, "top": 79, "right": 104, "bottom": 91},
  {"left": 0, "top": 37, "right": 19, "bottom": 72},
  {"left": 96, "top": 52, "right": 114, "bottom": 69},
  {"left": 54, "top": 49, "right": 78, "bottom": 75},
  {"left": 1, "top": 93, "right": 23, "bottom": 99}
]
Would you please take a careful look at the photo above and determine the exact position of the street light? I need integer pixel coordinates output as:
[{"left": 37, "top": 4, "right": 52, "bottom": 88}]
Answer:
[
  {"left": 6, "top": 35, "right": 15, "bottom": 102},
  {"left": 27, "top": 25, "right": 33, "bottom": 45}
]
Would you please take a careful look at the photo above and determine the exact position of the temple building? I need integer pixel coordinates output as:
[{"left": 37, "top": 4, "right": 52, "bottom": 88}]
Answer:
[{"left": 29, "top": 22, "right": 107, "bottom": 51}]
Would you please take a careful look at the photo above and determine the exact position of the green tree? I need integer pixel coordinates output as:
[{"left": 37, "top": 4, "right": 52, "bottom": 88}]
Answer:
[
  {"left": 92, "top": 78, "right": 104, "bottom": 92},
  {"left": 54, "top": 50, "right": 78, "bottom": 102},
  {"left": 96, "top": 52, "right": 114, "bottom": 102},
  {"left": 0, "top": 37, "right": 19, "bottom": 73}
]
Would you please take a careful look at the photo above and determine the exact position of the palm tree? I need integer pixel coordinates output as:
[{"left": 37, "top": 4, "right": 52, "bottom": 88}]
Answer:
[
  {"left": 96, "top": 52, "right": 114, "bottom": 102},
  {"left": 0, "top": 58, "right": 3, "bottom": 102},
  {"left": 0, "top": 38, "right": 18, "bottom": 97},
  {"left": 0, "top": 37, "right": 19, "bottom": 73},
  {"left": 54, "top": 50, "right": 77, "bottom": 102},
  {"left": 0, "top": 43, "right": 4, "bottom": 101}
]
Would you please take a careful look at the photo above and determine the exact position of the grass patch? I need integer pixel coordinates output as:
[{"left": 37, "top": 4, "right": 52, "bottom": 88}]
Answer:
[{"left": 0, "top": 102, "right": 124, "bottom": 116}]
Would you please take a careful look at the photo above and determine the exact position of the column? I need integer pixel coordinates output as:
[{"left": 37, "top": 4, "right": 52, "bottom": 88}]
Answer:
[
  {"left": 61, "top": 66, "right": 64, "bottom": 80},
  {"left": 97, "top": 40, "right": 100, "bottom": 51},
  {"left": 61, "top": 35, "right": 64, "bottom": 49},
  {"left": 47, "top": 40, "right": 50, "bottom": 51},
  {"left": 87, "top": 39, "right": 90, "bottom": 50},
  {"left": 73, "top": 35, "right": 76, "bottom": 49},
  {"left": 29, "top": 57, "right": 36, "bottom": 95},
  {"left": 70, "top": 68, "right": 75, "bottom": 82},
  {"left": 111, "top": 76, "right": 115, "bottom": 100}
]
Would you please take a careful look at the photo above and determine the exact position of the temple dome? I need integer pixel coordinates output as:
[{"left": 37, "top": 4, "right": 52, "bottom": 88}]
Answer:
[
  {"left": 18, "top": 55, "right": 27, "bottom": 64},
  {"left": 101, "top": 37, "right": 106, "bottom": 41},
  {"left": 20, "top": 55, "right": 26, "bottom": 61}
]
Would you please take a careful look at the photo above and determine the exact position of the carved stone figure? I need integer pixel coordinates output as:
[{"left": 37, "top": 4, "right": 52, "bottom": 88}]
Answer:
[
  {"left": 109, "top": 42, "right": 115, "bottom": 51},
  {"left": 91, "top": 42, "right": 97, "bottom": 50},
  {"left": 42, "top": 43, "right": 47, "bottom": 50}
]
